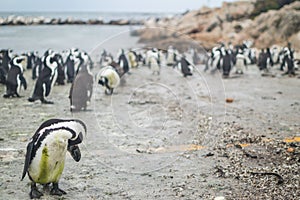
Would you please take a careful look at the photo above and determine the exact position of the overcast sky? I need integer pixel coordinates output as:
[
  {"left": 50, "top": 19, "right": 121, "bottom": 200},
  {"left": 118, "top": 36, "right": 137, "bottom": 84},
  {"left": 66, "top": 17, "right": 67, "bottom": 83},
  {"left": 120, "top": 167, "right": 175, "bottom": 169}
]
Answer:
[{"left": 0, "top": 0, "right": 237, "bottom": 13}]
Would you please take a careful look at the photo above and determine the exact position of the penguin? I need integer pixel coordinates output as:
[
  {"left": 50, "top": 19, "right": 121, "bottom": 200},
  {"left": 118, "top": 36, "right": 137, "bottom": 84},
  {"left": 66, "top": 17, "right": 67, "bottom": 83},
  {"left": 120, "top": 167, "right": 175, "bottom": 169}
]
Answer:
[
  {"left": 26, "top": 52, "right": 35, "bottom": 70},
  {"left": 176, "top": 55, "right": 193, "bottom": 77},
  {"left": 69, "top": 53, "right": 93, "bottom": 112},
  {"left": 55, "top": 53, "right": 66, "bottom": 85},
  {"left": 66, "top": 48, "right": 79, "bottom": 83},
  {"left": 0, "top": 49, "right": 13, "bottom": 84},
  {"left": 282, "top": 47, "right": 295, "bottom": 76},
  {"left": 3, "top": 56, "right": 27, "bottom": 98},
  {"left": 97, "top": 66, "right": 120, "bottom": 95},
  {"left": 117, "top": 49, "right": 129, "bottom": 74},
  {"left": 21, "top": 118, "right": 86, "bottom": 199},
  {"left": 148, "top": 48, "right": 160, "bottom": 75},
  {"left": 128, "top": 50, "right": 138, "bottom": 68},
  {"left": 222, "top": 50, "right": 233, "bottom": 78},
  {"left": 235, "top": 49, "right": 247, "bottom": 74},
  {"left": 28, "top": 52, "right": 59, "bottom": 104},
  {"left": 32, "top": 53, "right": 43, "bottom": 80},
  {"left": 99, "top": 49, "right": 107, "bottom": 66},
  {"left": 166, "top": 46, "right": 177, "bottom": 66}
]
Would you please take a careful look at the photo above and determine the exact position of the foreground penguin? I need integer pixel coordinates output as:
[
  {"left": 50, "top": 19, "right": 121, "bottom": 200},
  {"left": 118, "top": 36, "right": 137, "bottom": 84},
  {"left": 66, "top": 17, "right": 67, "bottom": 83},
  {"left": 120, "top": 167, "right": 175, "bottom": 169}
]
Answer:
[
  {"left": 97, "top": 66, "right": 120, "bottom": 95},
  {"left": 21, "top": 118, "right": 86, "bottom": 199},
  {"left": 28, "top": 52, "right": 60, "bottom": 104},
  {"left": 3, "top": 56, "right": 27, "bottom": 98}
]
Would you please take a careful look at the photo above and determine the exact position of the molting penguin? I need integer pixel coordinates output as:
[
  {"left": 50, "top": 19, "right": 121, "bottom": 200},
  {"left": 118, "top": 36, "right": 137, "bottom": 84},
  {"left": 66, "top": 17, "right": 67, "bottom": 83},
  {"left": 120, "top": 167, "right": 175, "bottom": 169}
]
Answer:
[
  {"left": 3, "top": 56, "right": 27, "bottom": 98},
  {"left": 28, "top": 52, "right": 59, "bottom": 104},
  {"left": 97, "top": 66, "right": 120, "bottom": 95},
  {"left": 21, "top": 118, "right": 86, "bottom": 199},
  {"left": 69, "top": 53, "right": 93, "bottom": 112}
]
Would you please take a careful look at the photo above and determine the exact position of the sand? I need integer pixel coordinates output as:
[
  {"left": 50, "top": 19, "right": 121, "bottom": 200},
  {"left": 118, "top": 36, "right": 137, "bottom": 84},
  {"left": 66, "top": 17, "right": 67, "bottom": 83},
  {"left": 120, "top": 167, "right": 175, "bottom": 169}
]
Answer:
[{"left": 0, "top": 38, "right": 299, "bottom": 199}]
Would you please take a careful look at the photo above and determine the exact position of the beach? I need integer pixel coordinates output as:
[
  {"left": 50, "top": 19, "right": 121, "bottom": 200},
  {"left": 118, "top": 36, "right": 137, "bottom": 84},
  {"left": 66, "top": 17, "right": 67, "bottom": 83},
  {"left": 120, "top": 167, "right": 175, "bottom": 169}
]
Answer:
[{"left": 0, "top": 14, "right": 300, "bottom": 200}]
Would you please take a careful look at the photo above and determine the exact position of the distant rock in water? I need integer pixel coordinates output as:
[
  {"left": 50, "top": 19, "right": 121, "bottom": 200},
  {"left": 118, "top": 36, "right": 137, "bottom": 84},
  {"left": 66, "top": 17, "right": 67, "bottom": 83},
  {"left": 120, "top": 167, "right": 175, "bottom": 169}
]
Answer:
[
  {"left": 0, "top": 15, "right": 144, "bottom": 26},
  {"left": 138, "top": 1, "right": 300, "bottom": 50}
]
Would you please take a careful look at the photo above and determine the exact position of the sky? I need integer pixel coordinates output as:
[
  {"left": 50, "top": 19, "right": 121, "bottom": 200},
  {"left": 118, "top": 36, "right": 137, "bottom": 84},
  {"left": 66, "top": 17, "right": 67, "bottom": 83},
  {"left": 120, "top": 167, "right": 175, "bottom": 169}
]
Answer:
[{"left": 0, "top": 0, "right": 238, "bottom": 13}]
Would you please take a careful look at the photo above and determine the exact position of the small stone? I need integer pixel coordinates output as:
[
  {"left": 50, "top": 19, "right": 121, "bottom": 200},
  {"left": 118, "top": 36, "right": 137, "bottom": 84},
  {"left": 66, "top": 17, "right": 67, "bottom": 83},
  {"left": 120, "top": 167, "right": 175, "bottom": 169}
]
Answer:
[{"left": 215, "top": 196, "right": 226, "bottom": 200}]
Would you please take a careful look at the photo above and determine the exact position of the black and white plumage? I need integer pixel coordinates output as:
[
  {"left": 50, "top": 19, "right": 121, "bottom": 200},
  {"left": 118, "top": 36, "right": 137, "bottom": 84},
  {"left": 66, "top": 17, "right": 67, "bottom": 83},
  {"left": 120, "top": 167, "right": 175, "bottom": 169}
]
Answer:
[
  {"left": 97, "top": 66, "right": 120, "bottom": 95},
  {"left": 0, "top": 49, "right": 13, "bottom": 84},
  {"left": 66, "top": 48, "right": 79, "bottom": 83},
  {"left": 28, "top": 52, "right": 60, "bottom": 104},
  {"left": 148, "top": 49, "right": 160, "bottom": 75},
  {"left": 3, "top": 56, "right": 27, "bottom": 98},
  {"left": 175, "top": 56, "right": 193, "bottom": 77},
  {"left": 21, "top": 119, "right": 86, "bottom": 199},
  {"left": 166, "top": 46, "right": 177, "bottom": 66},
  {"left": 117, "top": 49, "right": 129, "bottom": 74}
]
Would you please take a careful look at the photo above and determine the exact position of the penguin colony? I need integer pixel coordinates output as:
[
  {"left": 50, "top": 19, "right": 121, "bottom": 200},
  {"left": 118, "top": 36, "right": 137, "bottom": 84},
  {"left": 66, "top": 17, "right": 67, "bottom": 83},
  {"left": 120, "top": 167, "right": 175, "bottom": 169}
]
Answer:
[
  {"left": 0, "top": 41, "right": 299, "bottom": 199},
  {"left": 1, "top": 42, "right": 297, "bottom": 104},
  {"left": 205, "top": 41, "right": 298, "bottom": 77}
]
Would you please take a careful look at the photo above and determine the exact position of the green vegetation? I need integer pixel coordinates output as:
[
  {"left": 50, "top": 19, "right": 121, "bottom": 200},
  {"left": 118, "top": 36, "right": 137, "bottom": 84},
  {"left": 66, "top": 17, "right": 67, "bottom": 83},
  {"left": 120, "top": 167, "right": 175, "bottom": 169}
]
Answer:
[{"left": 251, "top": 0, "right": 296, "bottom": 17}]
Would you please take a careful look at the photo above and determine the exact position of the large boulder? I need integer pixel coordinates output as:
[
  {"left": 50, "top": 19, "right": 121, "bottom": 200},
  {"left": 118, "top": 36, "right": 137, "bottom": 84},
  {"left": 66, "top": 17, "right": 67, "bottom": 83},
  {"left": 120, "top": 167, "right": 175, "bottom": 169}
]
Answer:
[{"left": 138, "top": 1, "right": 300, "bottom": 50}]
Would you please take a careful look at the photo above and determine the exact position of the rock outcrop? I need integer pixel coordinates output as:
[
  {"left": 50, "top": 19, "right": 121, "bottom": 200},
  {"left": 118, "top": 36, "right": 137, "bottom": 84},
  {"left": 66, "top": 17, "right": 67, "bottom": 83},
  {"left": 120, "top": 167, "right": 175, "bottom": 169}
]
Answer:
[
  {"left": 138, "top": 1, "right": 300, "bottom": 50},
  {"left": 0, "top": 15, "right": 143, "bottom": 26}
]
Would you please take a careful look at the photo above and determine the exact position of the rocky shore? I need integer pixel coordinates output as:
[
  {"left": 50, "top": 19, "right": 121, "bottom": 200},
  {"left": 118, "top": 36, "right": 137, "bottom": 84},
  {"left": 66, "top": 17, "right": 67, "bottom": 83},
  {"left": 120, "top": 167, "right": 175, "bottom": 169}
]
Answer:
[
  {"left": 137, "top": 1, "right": 300, "bottom": 50},
  {"left": 0, "top": 15, "right": 144, "bottom": 26}
]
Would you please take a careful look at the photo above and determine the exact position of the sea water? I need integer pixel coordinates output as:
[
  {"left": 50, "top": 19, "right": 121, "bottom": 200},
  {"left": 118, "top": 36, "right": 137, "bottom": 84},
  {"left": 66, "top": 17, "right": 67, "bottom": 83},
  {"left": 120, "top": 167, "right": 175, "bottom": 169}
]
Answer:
[{"left": 0, "top": 11, "right": 176, "bottom": 57}]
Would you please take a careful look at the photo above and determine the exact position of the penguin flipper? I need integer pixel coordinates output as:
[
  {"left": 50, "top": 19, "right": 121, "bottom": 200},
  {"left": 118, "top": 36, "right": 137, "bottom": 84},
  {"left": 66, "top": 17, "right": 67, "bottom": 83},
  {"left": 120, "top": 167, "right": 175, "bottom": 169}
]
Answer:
[
  {"left": 45, "top": 80, "right": 51, "bottom": 97},
  {"left": 21, "top": 140, "right": 34, "bottom": 181},
  {"left": 20, "top": 75, "right": 27, "bottom": 90}
]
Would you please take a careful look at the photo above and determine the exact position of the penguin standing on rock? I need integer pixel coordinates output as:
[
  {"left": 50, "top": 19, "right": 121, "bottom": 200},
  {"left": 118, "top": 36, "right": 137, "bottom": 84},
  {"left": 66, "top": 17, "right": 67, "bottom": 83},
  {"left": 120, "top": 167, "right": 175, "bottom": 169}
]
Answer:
[
  {"left": 21, "top": 118, "right": 86, "bottom": 199},
  {"left": 3, "top": 56, "right": 27, "bottom": 98},
  {"left": 28, "top": 52, "right": 60, "bottom": 104}
]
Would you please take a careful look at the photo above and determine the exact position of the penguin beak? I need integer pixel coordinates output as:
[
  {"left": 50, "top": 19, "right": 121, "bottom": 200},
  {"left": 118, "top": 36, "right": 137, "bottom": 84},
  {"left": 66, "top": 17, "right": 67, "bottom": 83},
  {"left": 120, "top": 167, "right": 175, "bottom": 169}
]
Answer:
[{"left": 68, "top": 145, "right": 81, "bottom": 162}]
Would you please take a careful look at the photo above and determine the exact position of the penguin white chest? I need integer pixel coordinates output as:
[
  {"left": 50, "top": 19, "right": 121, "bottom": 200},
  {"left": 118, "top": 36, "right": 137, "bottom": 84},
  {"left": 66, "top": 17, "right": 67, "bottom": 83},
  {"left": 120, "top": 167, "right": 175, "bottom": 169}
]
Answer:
[{"left": 29, "top": 136, "right": 69, "bottom": 184}]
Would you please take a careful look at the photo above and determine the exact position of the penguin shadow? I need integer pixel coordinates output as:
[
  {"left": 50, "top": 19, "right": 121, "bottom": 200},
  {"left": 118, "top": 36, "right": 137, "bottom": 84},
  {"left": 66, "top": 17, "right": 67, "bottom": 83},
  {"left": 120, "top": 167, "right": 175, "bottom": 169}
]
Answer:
[
  {"left": 119, "top": 77, "right": 126, "bottom": 86},
  {"left": 224, "top": 74, "right": 243, "bottom": 79},
  {"left": 70, "top": 108, "right": 93, "bottom": 113}
]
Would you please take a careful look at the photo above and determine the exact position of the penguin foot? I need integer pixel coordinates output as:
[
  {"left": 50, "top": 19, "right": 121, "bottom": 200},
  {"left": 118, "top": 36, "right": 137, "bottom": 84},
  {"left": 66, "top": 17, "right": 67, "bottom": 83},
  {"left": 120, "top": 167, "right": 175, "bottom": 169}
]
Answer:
[
  {"left": 41, "top": 99, "right": 54, "bottom": 104},
  {"left": 30, "top": 184, "right": 43, "bottom": 199},
  {"left": 28, "top": 97, "right": 36, "bottom": 102},
  {"left": 3, "top": 94, "right": 11, "bottom": 98},
  {"left": 50, "top": 183, "right": 67, "bottom": 196}
]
